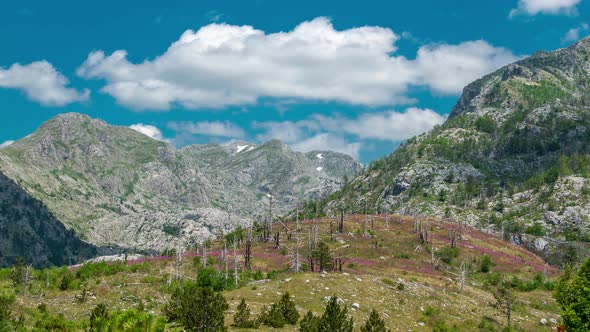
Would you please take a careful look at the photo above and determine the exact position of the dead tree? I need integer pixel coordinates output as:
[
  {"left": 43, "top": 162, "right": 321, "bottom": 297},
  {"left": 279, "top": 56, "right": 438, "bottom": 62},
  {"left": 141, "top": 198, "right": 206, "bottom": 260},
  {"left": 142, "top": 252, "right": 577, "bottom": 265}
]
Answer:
[
  {"left": 223, "top": 242, "right": 228, "bottom": 280},
  {"left": 334, "top": 253, "right": 346, "bottom": 272},
  {"left": 268, "top": 193, "right": 274, "bottom": 236},
  {"left": 202, "top": 240, "right": 207, "bottom": 268},
  {"left": 339, "top": 208, "right": 345, "bottom": 233},
  {"left": 244, "top": 234, "right": 252, "bottom": 270},
  {"left": 274, "top": 232, "right": 280, "bottom": 249},
  {"left": 233, "top": 236, "right": 239, "bottom": 288},
  {"left": 330, "top": 221, "right": 334, "bottom": 241}
]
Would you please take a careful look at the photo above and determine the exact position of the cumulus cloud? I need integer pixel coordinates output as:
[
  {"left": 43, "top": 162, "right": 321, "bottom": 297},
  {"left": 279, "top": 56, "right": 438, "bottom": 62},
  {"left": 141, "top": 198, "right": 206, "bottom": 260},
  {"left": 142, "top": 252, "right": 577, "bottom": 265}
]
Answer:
[
  {"left": 168, "top": 121, "right": 246, "bottom": 138},
  {"left": 510, "top": 0, "right": 581, "bottom": 17},
  {"left": 252, "top": 107, "right": 446, "bottom": 159},
  {"left": 314, "top": 107, "right": 446, "bottom": 141},
  {"left": 562, "top": 23, "right": 589, "bottom": 43},
  {"left": 413, "top": 41, "right": 519, "bottom": 94},
  {"left": 0, "top": 140, "right": 15, "bottom": 148},
  {"left": 129, "top": 123, "right": 169, "bottom": 142},
  {"left": 0, "top": 61, "right": 89, "bottom": 106},
  {"left": 77, "top": 17, "right": 517, "bottom": 111}
]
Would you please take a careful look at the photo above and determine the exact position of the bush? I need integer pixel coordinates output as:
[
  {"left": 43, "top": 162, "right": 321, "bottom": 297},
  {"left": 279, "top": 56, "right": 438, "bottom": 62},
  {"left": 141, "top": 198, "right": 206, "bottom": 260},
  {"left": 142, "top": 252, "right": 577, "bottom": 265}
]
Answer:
[
  {"left": 88, "top": 309, "right": 165, "bottom": 332},
  {"left": 361, "top": 308, "right": 389, "bottom": 332},
  {"left": 59, "top": 271, "right": 75, "bottom": 291},
  {"left": 261, "top": 292, "right": 299, "bottom": 328},
  {"left": 299, "top": 311, "right": 319, "bottom": 332},
  {"left": 436, "top": 247, "right": 460, "bottom": 264},
  {"left": 164, "top": 282, "right": 228, "bottom": 331},
  {"left": 525, "top": 223, "right": 546, "bottom": 237},
  {"left": 278, "top": 292, "right": 300, "bottom": 325},
  {"left": 89, "top": 303, "right": 109, "bottom": 330},
  {"left": 480, "top": 255, "right": 494, "bottom": 273},
  {"left": 233, "top": 298, "right": 258, "bottom": 328},
  {"left": 318, "top": 296, "right": 353, "bottom": 331},
  {"left": 555, "top": 259, "right": 590, "bottom": 331},
  {"left": 196, "top": 266, "right": 234, "bottom": 291},
  {"left": 34, "top": 313, "right": 75, "bottom": 332},
  {"left": 263, "top": 303, "right": 286, "bottom": 328}
]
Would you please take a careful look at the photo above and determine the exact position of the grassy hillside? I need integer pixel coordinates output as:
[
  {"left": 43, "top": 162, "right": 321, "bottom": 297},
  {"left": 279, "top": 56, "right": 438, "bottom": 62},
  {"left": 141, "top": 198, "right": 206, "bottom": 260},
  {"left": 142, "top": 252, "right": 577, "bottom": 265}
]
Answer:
[{"left": 0, "top": 214, "right": 563, "bottom": 331}]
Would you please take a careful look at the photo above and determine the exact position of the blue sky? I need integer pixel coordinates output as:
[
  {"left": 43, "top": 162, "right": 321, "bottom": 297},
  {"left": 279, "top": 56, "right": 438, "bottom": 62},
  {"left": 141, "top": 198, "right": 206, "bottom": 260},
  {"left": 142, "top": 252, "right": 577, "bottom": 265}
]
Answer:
[{"left": 0, "top": 0, "right": 589, "bottom": 163}]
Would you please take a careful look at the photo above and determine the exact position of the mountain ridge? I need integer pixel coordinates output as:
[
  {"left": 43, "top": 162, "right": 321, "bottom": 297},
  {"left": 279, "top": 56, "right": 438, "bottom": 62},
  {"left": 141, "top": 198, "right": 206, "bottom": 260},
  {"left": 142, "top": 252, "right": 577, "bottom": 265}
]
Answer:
[
  {"left": 0, "top": 113, "right": 360, "bottom": 252},
  {"left": 307, "top": 37, "right": 590, "bottom": 265}
]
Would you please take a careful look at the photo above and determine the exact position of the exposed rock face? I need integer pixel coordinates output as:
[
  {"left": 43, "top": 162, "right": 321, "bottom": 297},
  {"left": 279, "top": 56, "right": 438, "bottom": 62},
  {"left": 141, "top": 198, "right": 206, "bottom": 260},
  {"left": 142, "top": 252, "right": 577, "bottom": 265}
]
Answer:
[
  {"left": 0, "top": 113, "right": 360, "bottom": 251},
  {"left": 0, "top": 170, "right": 97, "bottom": 267},
  {"left": 319, "top": 37, "right": 590, "bottom": 265}
]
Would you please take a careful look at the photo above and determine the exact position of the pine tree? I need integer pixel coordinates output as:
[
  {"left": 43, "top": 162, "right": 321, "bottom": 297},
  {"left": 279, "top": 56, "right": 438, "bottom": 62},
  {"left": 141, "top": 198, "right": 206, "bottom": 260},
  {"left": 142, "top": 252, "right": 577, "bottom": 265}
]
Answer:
[
  {"left": 164, "top": 282, "right": 229, "bottom": 332},
  {"left": 233, "top": 298, "right": 253, "bottom": 328},
  {"left": 314, "top": 242, "right": 333, "bottom": 272},
  {"left": 318, "top": 296, "right": 353, "bottom": 332},
  {"left": 360, "top": 309, "right": 388, "bottom": 332},
  {"left": 278, "top": 292, "right": 300, "bottom": 325},
  {"left": 264, "top": 303, "right": 286, "bottom": 328},
  {"left": 300, "top": 311, "right": 320, "bottom": 332}
]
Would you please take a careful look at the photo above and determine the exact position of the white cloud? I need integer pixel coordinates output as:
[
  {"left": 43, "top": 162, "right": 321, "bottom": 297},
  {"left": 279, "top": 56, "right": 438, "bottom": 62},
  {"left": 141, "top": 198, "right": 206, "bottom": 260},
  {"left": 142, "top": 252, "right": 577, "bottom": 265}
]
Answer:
[
  {"left": 252, "top": 120, "right": 318, "bottom": 143},
  {"left": 129, "top": 123, "right": 168, "bottom": 142},
  {"left": 252, "top": 107, "right": 446, "bottom": 159},
  {"left": 562, "top": 22, "right": 589, "bottom": 43},
  {"left": 168, "top": 121, "right": 246, "bottom": 138},
  {"left": 291, "top": 134, "right": 362, "bottom": 160},
  {"left": 0, "top": 140, "right": 15, "bottom": 148},
  {"left": 314, "top": 107, "right": 446, "bottom": 141},
  {"left": 510, "top": 0, "right": 581, "bottom": 17},
  {"left": 77, "top": 17, "right": 517, "bottom": 111},
  {"left": 0, "top": 61, "right": 89, "bottom": 106},
  {"left": 413, "top": 41, "right": 519, "bottom": 94}
]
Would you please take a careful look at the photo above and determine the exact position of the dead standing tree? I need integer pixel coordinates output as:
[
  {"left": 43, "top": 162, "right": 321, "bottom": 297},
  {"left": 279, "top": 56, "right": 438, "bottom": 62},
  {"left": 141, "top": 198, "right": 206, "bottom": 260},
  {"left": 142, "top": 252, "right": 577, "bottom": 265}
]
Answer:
[{"left": 244, "top": 226, "right": 252, "bottom": 270}]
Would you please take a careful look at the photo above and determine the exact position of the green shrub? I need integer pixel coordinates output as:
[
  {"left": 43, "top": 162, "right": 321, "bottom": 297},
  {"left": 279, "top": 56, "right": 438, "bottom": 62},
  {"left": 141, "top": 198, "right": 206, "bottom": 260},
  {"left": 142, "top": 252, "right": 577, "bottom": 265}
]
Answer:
[
  {"left": 480, "top": 255, "right": 494, "bottom": 273},
  {"left": 436, "top": 247, "right": 460, "bottom": 264},
  {"left": 164, "top": 282, "right": 228, "bottom": 331},
  {"left": 360, "top": 308, "right": 389, "bottom": 332},
  {"left": 89, "top": 309, "right": 165, "bottom": 332},
  {"left": 233, "top": 298, "right": 258, "bottom": 328},
  {"left": 525, "top": 223, "right": 546, "bottom": 236},
  {"left": 318, "top": 296, "right": 353, "bottom": 332},
  {"left": 278, "top": 292, "right": 300, "bottom": 325},
  {"left": 299, "top": 311, "right": 320, "bottom": 332},
  {"left": 554, "top": 259, "right": 590, "bottom": 331}
]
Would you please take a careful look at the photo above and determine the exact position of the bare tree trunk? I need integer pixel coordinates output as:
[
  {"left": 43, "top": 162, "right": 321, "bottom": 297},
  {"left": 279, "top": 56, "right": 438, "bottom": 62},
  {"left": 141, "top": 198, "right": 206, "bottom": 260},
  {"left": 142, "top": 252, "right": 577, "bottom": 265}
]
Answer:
[{"left": 233, "top": 236, "right": 239, "bottom": 288}]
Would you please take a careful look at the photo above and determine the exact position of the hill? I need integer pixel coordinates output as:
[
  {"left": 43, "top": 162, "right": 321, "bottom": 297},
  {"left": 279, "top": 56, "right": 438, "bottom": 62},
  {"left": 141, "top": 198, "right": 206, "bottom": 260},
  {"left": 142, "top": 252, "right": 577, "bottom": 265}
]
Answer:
[
  {"left": 0, "top": 170, "right": 97, "bottom": 268},
  {"left": 0, "top": 213, "right": 561, "bottom": 330},
  {"left": 307, "top": 37, "right": 590, "bottom": 265}
]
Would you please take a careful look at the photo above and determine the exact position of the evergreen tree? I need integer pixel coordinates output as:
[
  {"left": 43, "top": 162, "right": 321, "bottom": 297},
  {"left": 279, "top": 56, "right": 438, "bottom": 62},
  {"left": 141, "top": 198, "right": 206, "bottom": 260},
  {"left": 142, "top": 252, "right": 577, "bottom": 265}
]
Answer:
[
  {"left": 164, "top": 282, "right": 228, "bottom": 332},
  {"left": 299, "top": 311, "right": 320, "bottom": 332},
  {"left": 360, "top": 309, "right": 388, "bottom": 332},
  {"left": 554, "top": 259, "right": 590, "bottom": 331},
  {"left": 314, "top": 242, "right": 333, "bottom": 272},
  {"left": 263, "top": 303, "right": 286, "bottom": 328},
  {"left": 9, "top": 257, "right": 26, "bottom": 288},
  {"left": 233, "top": 298, "right": 255, "bottom": 328},
  {"left": 278, "top": 292, "right": 300, "bottom": 325},
  {"left": 318, "top": 296, "right": 353, "bottom": 332}
]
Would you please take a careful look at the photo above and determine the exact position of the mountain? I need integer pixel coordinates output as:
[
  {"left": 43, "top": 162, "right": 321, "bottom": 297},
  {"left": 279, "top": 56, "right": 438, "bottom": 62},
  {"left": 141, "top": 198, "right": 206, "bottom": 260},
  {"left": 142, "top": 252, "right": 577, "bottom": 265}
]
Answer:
[
  {"left": 0, "top": 169, "right": 97, "bottom": 267},
  {"left": 0, "top": 113, "right": 360, "bottom": 251},
  {"left": 181, "top": 139, "right": 360, "bottom": 218},
  {"left": 314, "top": 37, "right": 590, "bottom": 264}
]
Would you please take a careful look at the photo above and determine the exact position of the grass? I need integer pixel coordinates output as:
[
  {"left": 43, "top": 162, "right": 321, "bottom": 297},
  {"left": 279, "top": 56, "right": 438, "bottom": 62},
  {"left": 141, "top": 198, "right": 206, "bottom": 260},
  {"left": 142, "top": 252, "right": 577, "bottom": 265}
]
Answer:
[{"left": 1, "top": 214, "right": 562, "bottom": 331}]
